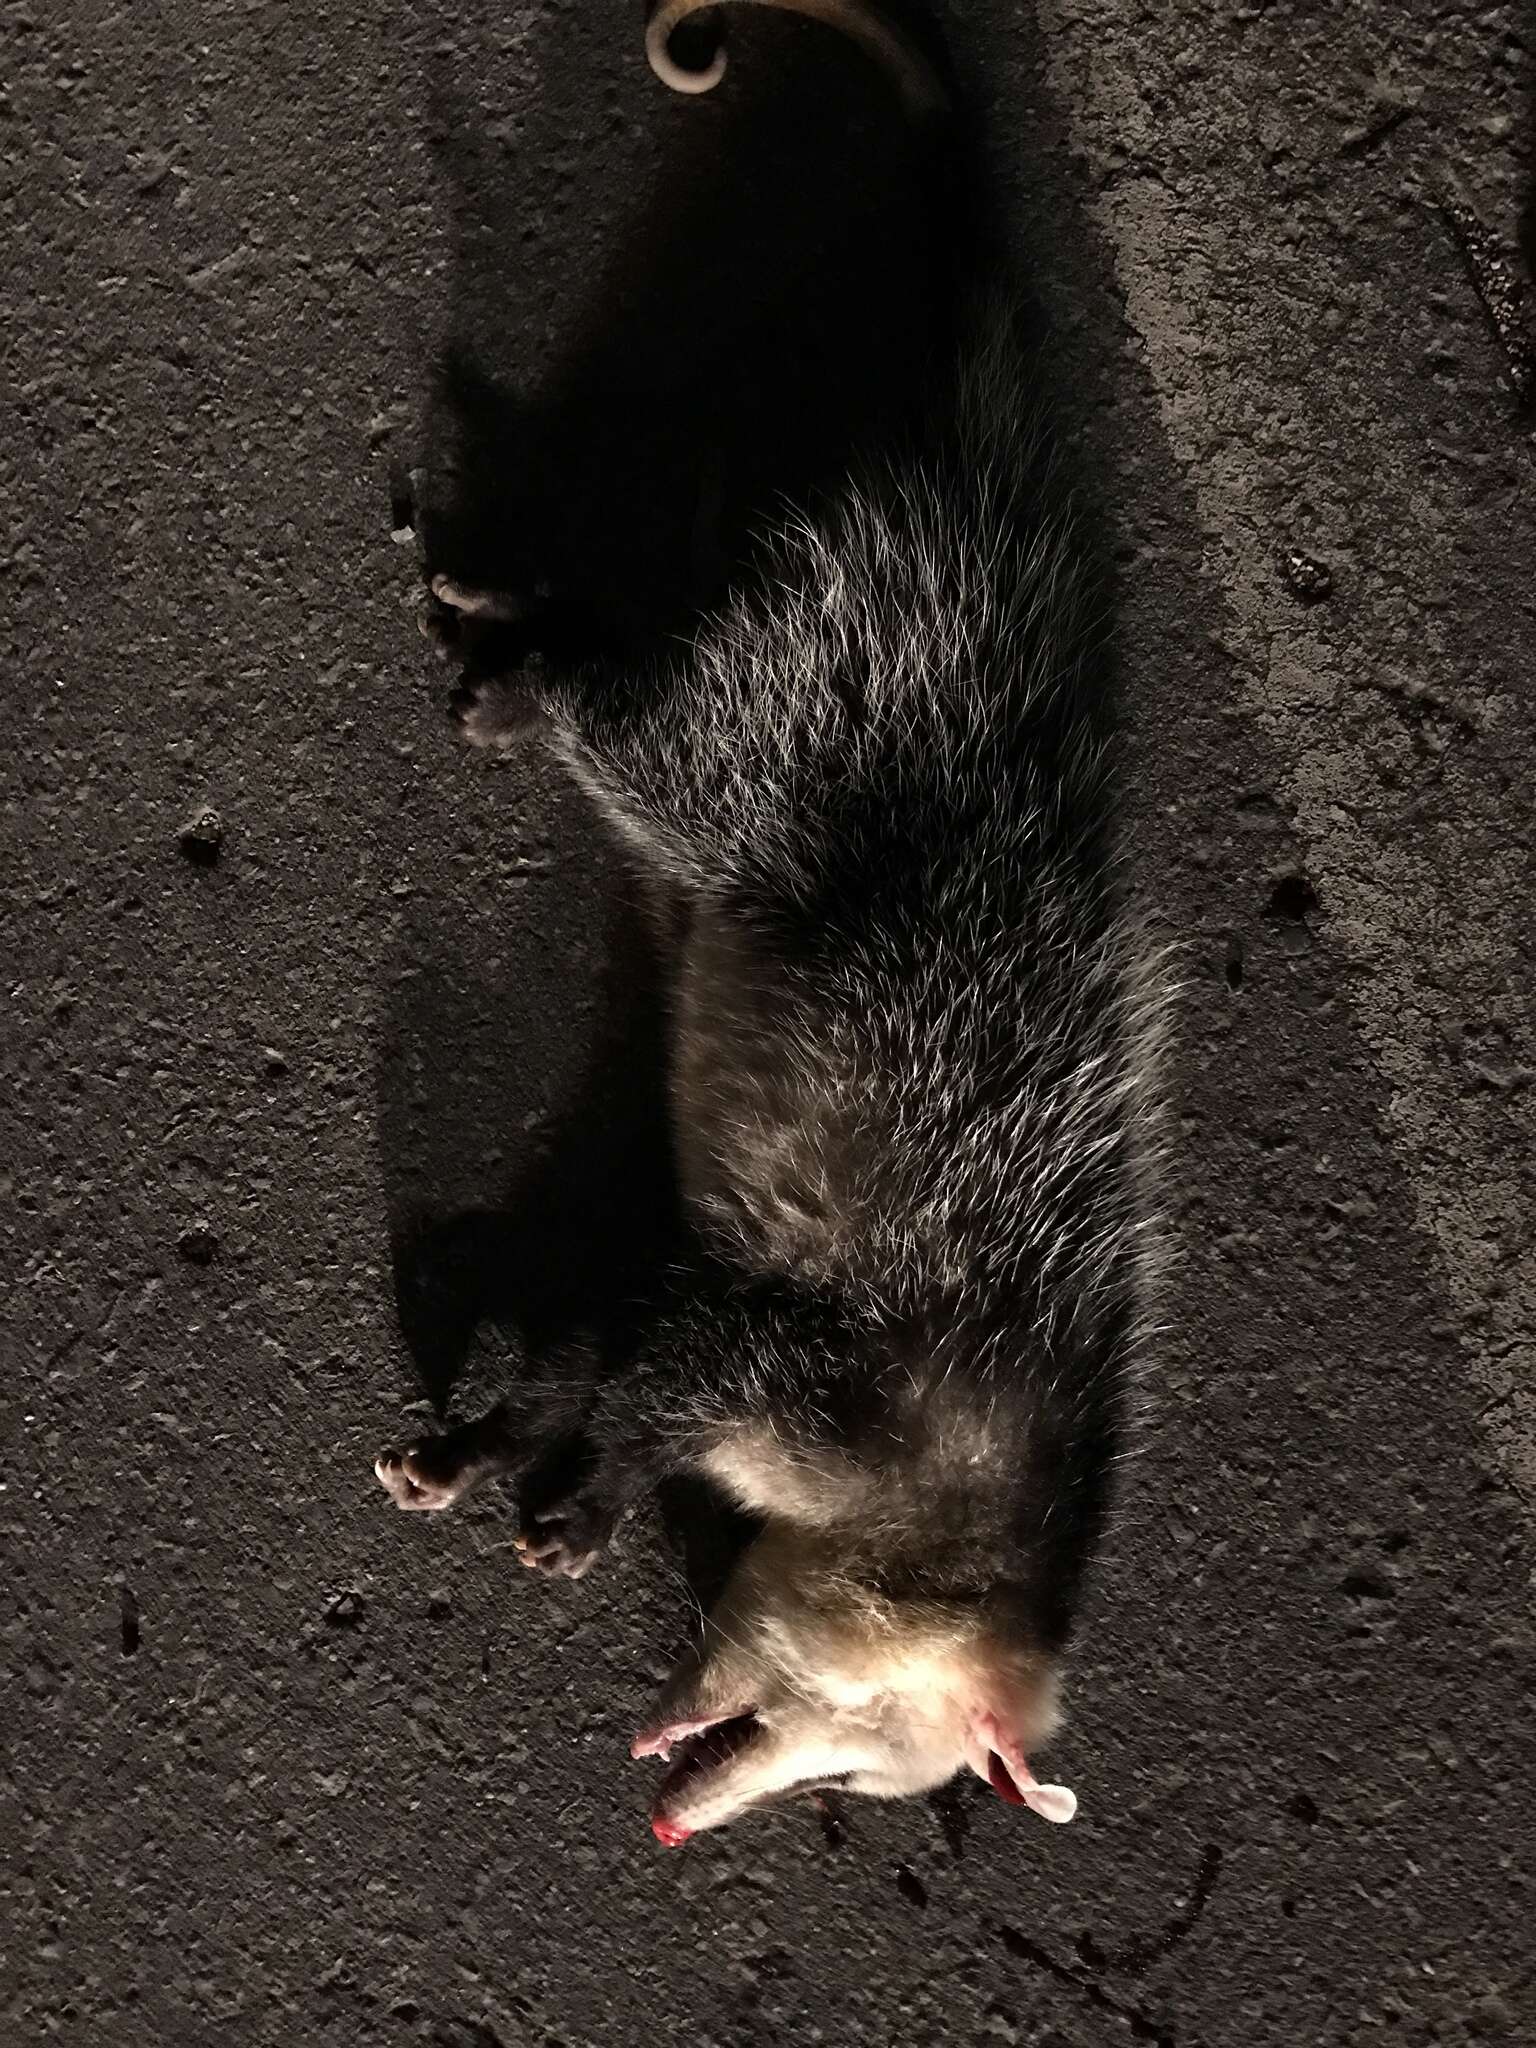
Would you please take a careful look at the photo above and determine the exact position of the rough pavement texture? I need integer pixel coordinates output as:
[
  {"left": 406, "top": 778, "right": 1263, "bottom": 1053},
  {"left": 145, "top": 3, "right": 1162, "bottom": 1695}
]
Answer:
[{"left": 4, "top": 3, "right": 1534, "bottom": 2045}]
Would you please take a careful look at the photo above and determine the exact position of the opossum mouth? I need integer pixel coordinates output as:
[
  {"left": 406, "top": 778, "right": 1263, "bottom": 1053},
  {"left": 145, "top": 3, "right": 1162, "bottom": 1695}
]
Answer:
[{"left": 652, "top": 1711, "right": 762, "bottom": 1810}]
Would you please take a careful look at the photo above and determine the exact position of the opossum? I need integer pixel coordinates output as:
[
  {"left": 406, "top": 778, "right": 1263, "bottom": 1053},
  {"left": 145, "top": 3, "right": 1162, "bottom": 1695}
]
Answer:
[{"left": 376, "top": 6, "right": 1169, "bottom": 1845}]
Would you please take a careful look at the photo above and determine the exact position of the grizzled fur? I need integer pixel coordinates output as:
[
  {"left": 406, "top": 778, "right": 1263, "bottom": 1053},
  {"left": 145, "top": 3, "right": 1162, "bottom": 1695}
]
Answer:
[{"left": 378, "top": 302, "right": 1169, "bottom": 1835}]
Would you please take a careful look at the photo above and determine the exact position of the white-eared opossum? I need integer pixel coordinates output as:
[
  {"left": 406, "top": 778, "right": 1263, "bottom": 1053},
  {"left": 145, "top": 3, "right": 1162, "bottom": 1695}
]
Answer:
[{"left": 377, "top": 0, "right": 1169, "bottom": 1845}]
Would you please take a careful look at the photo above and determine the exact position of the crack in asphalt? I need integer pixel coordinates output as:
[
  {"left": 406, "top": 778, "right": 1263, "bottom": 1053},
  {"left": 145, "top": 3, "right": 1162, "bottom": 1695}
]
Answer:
[
  {"left": 1077, "top": 1842, "right": 1225, "bottom": 1978},
  {"left": 997, "top": 1922, "right": 1180, "bottom": 2046},
  {"left": 995, "top": 1840, "right": 1222, "bottom": 2045}
]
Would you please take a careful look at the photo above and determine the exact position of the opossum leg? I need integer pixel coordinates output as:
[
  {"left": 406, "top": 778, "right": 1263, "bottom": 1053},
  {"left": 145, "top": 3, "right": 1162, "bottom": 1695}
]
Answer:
[
  {"left": 417, "top": 584, "right": 462, "bottom": 660},
  {"left": 415, "top": 580, "right": 529, "bottom": 678},
  {"left": 417, "top": 587, "right": 550, "bottom": 747},
  {"left": 513, "top": 1378, "right": 687, "bottom": 1579},
  {"left": 418, "top": 573, "right": 531, "bottom": 671},
  {"left": 509, "top": 1281, "right": 847, "bottom": 1574},
  {"left": 374, "top": 1404, "right": 519, "bottom": 1512},
  {"left": 422, "top": 575, "right": 623, "bottom": 747},
  {"left": 512, "top": 1435, "right": 669, "bottom": 1578},
  {"left": 430, "top": 573, "right": 525, "bottom": 621}
]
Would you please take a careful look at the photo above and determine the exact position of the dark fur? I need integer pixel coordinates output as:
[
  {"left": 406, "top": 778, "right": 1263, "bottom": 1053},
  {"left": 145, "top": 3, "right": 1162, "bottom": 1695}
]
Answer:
[{"left": 388, "top": 314, "right": 1165, "bottom": 1633}]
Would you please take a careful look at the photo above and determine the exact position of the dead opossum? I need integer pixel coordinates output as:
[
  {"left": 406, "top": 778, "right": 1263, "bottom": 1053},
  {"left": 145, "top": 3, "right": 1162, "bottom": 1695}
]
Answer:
[
  {"left": 377, "top": 13, "right": 1169, "bottom": 1845},
  {"left": 645, "top": 0, "right": 950, "bottom": 118}
]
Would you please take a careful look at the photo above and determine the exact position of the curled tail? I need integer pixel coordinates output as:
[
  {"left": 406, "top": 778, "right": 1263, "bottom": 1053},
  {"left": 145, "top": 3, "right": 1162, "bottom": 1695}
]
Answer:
[{"left": 645, "top": 0, "right": 949, "bottom": 119}]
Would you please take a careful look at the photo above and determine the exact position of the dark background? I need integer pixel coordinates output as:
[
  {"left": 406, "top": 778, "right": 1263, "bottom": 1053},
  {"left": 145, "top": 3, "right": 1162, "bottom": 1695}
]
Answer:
[{"left": 4, "top": 3, "right": 1534, "bottom": 2044}]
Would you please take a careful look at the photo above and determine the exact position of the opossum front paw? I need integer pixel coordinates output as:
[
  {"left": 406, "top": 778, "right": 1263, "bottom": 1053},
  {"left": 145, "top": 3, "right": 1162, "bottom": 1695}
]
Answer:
[
  {"left": 374, "top": 1439, "right": 483, "bottom": 1513},
  {"left": 514, "top": 1491, "right": 617, "bottom": 1579},
  {"left": 456, "top": 672, "right": 542, "bottom": 750}
]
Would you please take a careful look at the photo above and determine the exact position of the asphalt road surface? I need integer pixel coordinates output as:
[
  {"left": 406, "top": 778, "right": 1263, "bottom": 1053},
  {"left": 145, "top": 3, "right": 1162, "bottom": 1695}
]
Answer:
[{"left": 5, "top": 3, "right": 1535, "bottom": 2045}]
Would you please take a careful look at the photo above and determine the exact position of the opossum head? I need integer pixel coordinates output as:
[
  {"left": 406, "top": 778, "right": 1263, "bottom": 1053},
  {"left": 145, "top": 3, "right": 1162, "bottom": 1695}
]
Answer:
[{"left": 633, "top": 1525, "right": 1074, "bottom": 1843}]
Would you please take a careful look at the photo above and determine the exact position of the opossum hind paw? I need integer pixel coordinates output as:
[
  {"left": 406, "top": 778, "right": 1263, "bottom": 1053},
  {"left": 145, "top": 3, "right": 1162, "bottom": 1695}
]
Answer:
[
  {"left": 455, "top": 672, "right": 542, "bottom": 749},
  {"left": 513, "top": 1491, "right": 618, "bottom": 1579},
  {"left": 429, "top": 573, "right": 525, "bottom": 621},
  {"left": 374, "top": 1438, "right": 488, "bottom": 1512}
]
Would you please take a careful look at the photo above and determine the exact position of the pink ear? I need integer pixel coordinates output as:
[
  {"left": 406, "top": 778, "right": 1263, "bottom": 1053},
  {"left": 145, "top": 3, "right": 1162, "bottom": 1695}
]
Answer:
[{"left": 967, "top": 1711, "right": 1077, "bottom": 1825}]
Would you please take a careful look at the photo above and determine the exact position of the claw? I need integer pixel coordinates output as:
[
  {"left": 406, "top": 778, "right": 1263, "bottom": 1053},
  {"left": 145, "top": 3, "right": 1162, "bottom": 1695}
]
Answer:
[{"left": 430, "top": 574, "right": 523, "bottom": 622}]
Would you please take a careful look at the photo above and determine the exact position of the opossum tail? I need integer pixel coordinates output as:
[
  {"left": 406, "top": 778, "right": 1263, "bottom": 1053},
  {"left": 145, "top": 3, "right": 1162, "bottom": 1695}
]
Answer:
[{"left": 645, "top": 0, "right": 949, "bottom": 120}]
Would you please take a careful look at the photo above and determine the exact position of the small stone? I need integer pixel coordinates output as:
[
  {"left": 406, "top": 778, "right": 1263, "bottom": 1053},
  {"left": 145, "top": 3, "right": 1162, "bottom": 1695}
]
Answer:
[
  {"left": 178, "top": 808, "right": 224, "bottom": 866},
  {"left": 177, "top": 1224, "right": 219, "bottom": 1266},
  {"left": 1469, "top": 1993, "right": 1513, "bottom": 2037},
  {"left": 1280, "top": 550, "right": 1333, "bottom": 603}
]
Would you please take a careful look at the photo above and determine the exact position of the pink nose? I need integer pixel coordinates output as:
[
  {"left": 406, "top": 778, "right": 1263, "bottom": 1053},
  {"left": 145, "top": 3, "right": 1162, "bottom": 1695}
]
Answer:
[{"left": 651, "top": 1815, "right": 694, "bottom": 1847}]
